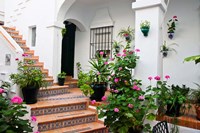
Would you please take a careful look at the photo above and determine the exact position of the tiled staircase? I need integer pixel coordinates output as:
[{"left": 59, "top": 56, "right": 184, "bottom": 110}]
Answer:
[{"left": 2, "top": 26, "right": 108, "bottom": 133}]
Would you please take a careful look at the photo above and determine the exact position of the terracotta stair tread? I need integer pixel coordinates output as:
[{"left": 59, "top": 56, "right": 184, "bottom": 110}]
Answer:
[
  {"left": 37, "top": 110, "right": 96, "bottom": 124},
  {"left": 29, "top": 98, "right": 87, "bottom": 109},
  {"left": 6, "top": 30, "right": 19, "bottom": 34},
  {"left": 41, "top": 121, "right": 107, "bottom": 133},
  {"left": 40, "top": 85, "right": 69, "bottom": 90},
  {"left": 11, "top": 35, "right": 22, "bottom": 38},
  {"left": 24, "top": 50, "right": 34, "bottom": 54},
  {"left": 2, "top": 26, "right": 16, "bottom": 30}
]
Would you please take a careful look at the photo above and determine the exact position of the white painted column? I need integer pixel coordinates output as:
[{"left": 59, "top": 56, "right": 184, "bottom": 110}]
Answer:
[
  {"left": 47, "top": 21, "right": 64, "bottom": 82},
  {"left": 132, "top": 0, "right": 167, "bottom": 87}
]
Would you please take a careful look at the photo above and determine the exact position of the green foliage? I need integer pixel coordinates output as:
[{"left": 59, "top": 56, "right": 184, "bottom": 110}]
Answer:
[
  {"left": 160, "top": 41, "right": 178, "bottom": 53},
  {"left": 89, "top": 52, "right": 110, "bottom": 83},
  {"left": 10, "top": 60, "right": 46, "bottom": 89},
  {"left": 140, "top": 20, "right": 150, "bottom": 29},
  {"left": 57, "top": 71, "right": 66, "bottom": 79},
  {"left": 61, "top": 28, "right": 67, "bottom": 36},
  {"left": 184, "top": 55, "right": 200, "bottom": 64},
  {"left": 118, "top": 26, "right": 134, "bottom": 42},
  {"left": 0, "top": 95, "right": 33, "bottom": 132},
  {"left": 189, "top": 83, "right": 200, "bottom": 105},
  {"left": 167, "top": 16, "right": 178, "bottom": 33},
  {"left": 97, "top": 29, "right": 157, "bottom": 133},
  {"left": 80, "top": 84, "right": 94, "bottom": 97}
]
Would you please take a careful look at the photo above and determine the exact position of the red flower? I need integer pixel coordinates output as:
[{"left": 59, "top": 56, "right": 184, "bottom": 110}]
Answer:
[{"left": 173, "top": 16, "right": 177, "bottom": 19}]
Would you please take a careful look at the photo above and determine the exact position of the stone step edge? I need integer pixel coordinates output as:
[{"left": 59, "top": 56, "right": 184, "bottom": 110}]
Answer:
[
  {"left": 40, "top": 121, "right": 108, "bottom": 133},
  {"left": 37, "top": 110, "right": 97, "bottom": 124}
]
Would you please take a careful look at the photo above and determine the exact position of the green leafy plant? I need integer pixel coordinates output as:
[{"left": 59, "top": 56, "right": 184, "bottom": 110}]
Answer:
[
  {"left": 61, "top": 28, "right": 67, "bottom": 37},
  {"left": 167, "top": 16, "right": 178, "bottom": 39},
  {"left": 97, "top": 30, "right": 158, "bottom": 133},
  {"left": 80, "top": 84, "right": 94, "bottom": 97},
  {"left": 10, "top": 57, "right": 46, "bottom": 89},
  {"left": 189, "top": 83, "right": 200, "bottom": 105},
  {"left": 184, "top": 55, "right": 200, "bottom": 64},
  {"left": 89, "top": 52, "right": 110, "bottom": 84},
  {"left": 160, "top": 41, "right": 178, "bottom": 57},
  {"left": 0, "top": 92, "right": 33, "bottom": 132},
  {"left": 118, "top": 26, "right": 134, "bottom": 42},
  {"left": 140, "top": 20, "right": 150, "bottom": 29},
  {"left": 57, "top": 71, "right": 67, "bottom": 79}
]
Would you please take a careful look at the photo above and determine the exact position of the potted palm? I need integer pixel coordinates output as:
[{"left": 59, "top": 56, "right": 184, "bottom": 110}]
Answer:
[
  {"left": 89, "top": 51, "right": 110, "bottom": 101},
  {"left": 10, "top": 58, "right": 46, "bottom": 104},
  {"left": 57, "top": 71, "right": 66, "bottom": 86}
]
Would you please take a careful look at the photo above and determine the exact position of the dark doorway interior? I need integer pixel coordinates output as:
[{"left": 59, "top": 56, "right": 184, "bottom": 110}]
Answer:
[{"left": 61, "top": 21, "right": 76, "bottom": 77}]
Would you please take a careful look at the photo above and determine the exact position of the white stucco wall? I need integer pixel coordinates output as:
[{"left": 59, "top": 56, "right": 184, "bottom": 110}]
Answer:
[
  {"left": 0, "top": 0, "right": 5, "bottom": 22},
  {"left": 163, "top": 0, "right": 200, "bottom": 88},
  {"left": 4, "top": 0, "right": 56, "bottom": 77},
  {"left": 69, "top": 0, "right": 135, "bottom": 78}
]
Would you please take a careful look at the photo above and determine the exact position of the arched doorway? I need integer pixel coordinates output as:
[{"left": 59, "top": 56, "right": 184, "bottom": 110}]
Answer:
[{"left": 61, "top": 21, "right": 76, "bottom": 77}]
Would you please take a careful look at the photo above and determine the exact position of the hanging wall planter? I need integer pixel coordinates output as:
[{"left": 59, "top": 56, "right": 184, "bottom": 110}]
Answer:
[
  {"left": 167, "top": 16, "right": 178, "bottom": 39},
  {"left": 140, "top": 20, "right": 150, "bottom": 37}
]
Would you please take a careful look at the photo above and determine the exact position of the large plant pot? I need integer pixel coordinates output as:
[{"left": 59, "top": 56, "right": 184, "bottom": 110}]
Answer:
[
  {"left": 22, "top": 86, "right": 39, "bottom": 104},
  {"left": 58, "top": 78, "right": 65, "bottom": 86},
  {"left": 128, "top": 126, "right": 143, "bottom": 133},
  {"left": 195, "top": 105, "right": 200, "bottom": 120},
  {"left": 166, "top": 103, "right": 181, "bottom": 117},
  {"left": 90, "top": 83, "right": 106, "bottom": 101}
]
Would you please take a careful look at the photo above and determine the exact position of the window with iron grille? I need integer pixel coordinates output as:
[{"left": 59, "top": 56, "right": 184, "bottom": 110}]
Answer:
[{"left": 90, "top": 26, "right": 113, "bottom": 59}]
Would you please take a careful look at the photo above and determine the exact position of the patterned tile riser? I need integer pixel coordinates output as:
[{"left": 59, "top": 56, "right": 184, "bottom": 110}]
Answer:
[
  {"left": 87, "top": 129, "right": 108, "bottom": 133},
  {"left": 38, "top": 115, "right": 96, "bottom": 131},
  {"left": 4, "top": 28, "right": 15, "bottom": 32},
  {"left": 38, "top": 88, "right": 69, "bottom": 98},
  {"left": 13, "top": 38, "right": 21, "bottom": 41},
  {"left": 63, "top": 128, "right": 107, "bottom": 133},
  {"left": 9, "top": 33, "right": 18, "bottom": 36},
  {"left": 24, "top": 60, "right": 37, "bottom": 64},
  {"left": 31, "top": 104, "right": 86, "bottom": 116},
  {"left": 18, "top": 43, "right": 25, "bottom": 47},
  {"left": 69, "top": 84, "right": 78, "bottom": 88}
]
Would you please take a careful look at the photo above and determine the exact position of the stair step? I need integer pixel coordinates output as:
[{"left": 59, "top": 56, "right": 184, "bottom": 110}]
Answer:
[
  {"left": 20, "top": 45, "right": 30, "bottom": 51},
  {"left": 30, "top": 99, "right": 87, "bottom": 116},
  {"left": 16, "top": 40, "right": 26, "bottom": 44},
  {"left": 3, "top": 26, "right": 16, "bottom": 31},
  {"left": 6, "top": 30, "right": 19, "bottom": 36},
  {"left": 24, "top": 56, "right": 39, "bottom": 63},
  {"left": 41, "top": 121, "right": 108, "bottom": 133},
  {"left": 37, "top": 110, "right": 97, "bottom": 131},
  {"left": 64, "top": 81, "right": 78, "bottom": 88},
  {"left": 11, "top": 34, "right": 22, "bottom": 39},
  {"left": 38, "top": 85, "right": 69, "bottom": 98},
  {"left": 24, "top": 50, "right": 34, "bottom": 57}
]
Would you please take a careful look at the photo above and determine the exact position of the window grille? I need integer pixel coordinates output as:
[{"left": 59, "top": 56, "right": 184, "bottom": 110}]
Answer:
[
  {"left": 31, "top": 27, "right": 36, "bottom": 47},
  {"left": 90, "top": 26, "right": 113, "bottom": 58}
]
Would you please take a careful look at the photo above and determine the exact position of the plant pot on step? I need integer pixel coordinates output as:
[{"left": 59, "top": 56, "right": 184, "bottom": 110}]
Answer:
[
  {"left": 90, "top": 83, "right": 106, "bottom": 101},
  {"left": 141, "top": 27, "right": 149, "bottom": 37},
  {"left": 22, "top": 86, "right": 39, "bottom": 104},
  {"left": 58, "top": 78, "right": 65, "bottom": 86},
  {"left": 195, "top": 105, "right": 200, "bottom": 120},
  {"left": 166, "top": 103, "right": 181, "bottom": 117}
]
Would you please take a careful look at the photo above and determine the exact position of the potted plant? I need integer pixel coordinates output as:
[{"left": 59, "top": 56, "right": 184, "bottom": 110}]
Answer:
[
  {"left": 10, "top": 57, "right": 47, "bottom": 104},
  {"left": 167, "top": 16, "right": 178, "bottom": 39},
  {"left": 118, "top": 26, "right": 134, "bottom": 42},
  {"left": 113, "top": 41, "right": 123, "bottom": 53},
  {"left": 77, "top": 70, "right": 94, "bottom": 97},
  {"left": 160, "top": 41, "right": 178, "bottom": 57},
  {"left": 0, "top": 80, "right": 11, "bottom": 99},
  {"left": 189, "top": 83, "right": 200, "bottom": 120},
  {"left": 140, "top": 20, "right": 150, "bottom": 37},
  {"left": 88, "top": 51, "right": 110, "bottom": 101},
  {"left": 57, "top": 71, "right": 66, "bottom": 86}
]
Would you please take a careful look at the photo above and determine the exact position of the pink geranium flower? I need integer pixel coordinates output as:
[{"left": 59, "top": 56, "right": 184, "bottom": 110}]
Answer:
[
  {"left": 117, "top": 53, "right": 121, "bottom": 57},
  {"left": 22, "top": 53, "right": 28, "bottom": 57},
  {"left": 173, "top": 16, "right": 177, "bottom": 19},
  {"left": 101, "top": 96, "right": 107, "bottom": 101},
  {"left": 100, "top": 51, "right": 104, "bottom": 55},
  {"left": 128, "top": 104, "right": 133, "bottom": 108},
  {"left": 31, "top": 116, "right": 37, "bottom": 122},
  {"left": 110, "top": 58, "right": 114, "bottom": 61},
  {"left": 0, "top": 88, "right": 4, "bottom": 94},
  {"left": 165, "top": 75, "right": 170, "bottom": 80},
  {"left": 34, "top": 131, "right": 40, "bottom": 133},
  {"left": 114, "top": 108, "right": 119, "bottom": 112},
  {"left": 11, "top": 96, "right": 23, "bottom": 104},
  {"left": 122, "top": 53, "right": 126, "bottom": 57},
  {"left": 123, "top": 49, "right": 126, "bottom": 53},
  {"left": 114, "top": 78, "right": 119, "bottom": 83},
  {"left": 91, "top": 100, "right": 96, "bottom": 105},
  {"left": 138, "top": 95, "right": 145, "bottom": 100},
  {"left": 148, "top": 76, "right": 152, "bottom": 81},
  {"left": 15, "top": 58, "right": 19, "bottom": 61},
  {"left": 97, "top": 72, "right": 101, "bottom": 75},
  {"left": 118, "top": 67, "right": 122, "bottom": 71},
  {"left": 135, "top": 49, "right": 140, "bottom": 52},
  {"left": 154, "top": 76, "right": 161, "bottom": 81},
  {"left": 129, "top": 50, "right": 134, "bottom": 55},
  {"left": 104, "top": 62, "right": 108, "bottom": 65},
  {"left": 114, "top": 90, "right": 119, "bottom": 93}
]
